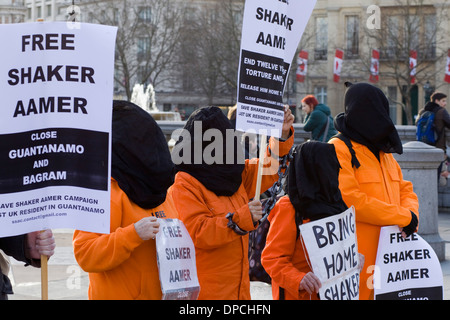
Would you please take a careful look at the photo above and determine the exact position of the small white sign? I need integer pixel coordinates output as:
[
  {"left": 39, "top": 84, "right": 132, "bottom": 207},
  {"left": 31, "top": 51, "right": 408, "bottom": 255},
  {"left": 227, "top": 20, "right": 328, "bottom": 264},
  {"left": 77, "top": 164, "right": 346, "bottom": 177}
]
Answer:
[
  {"left": 374, "top": 226, "right": 443, "bottom": 300},
  {"left": 155, "top": 218, "right": 200, "bottom": 300}
]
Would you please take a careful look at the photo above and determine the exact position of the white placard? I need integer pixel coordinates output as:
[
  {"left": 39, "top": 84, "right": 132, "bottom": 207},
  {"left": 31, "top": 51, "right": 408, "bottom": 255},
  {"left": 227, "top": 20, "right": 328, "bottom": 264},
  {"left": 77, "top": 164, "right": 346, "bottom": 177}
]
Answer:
[
  {"left": 0, "top": 22, "right": 117, "bottom": 236},
  {"left": 235, "top": 0, "right": 316, "bottom": 138},
  {"left": 374, "top": 226, "right": 443, "bottom": 300},
  {"left": 155, "top": 218, "right": 200, "bottom": 300},
  {"left": 299, "top": 207, "right": 361, "bottom": 300}
]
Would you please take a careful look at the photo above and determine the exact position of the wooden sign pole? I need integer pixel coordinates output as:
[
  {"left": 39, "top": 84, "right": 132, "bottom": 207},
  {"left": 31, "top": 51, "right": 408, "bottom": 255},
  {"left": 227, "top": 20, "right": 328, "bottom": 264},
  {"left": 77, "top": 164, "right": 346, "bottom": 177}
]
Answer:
[
  {"left": 41, "top": 229, "right": 48, "bottom": 300},
  {"left": 254, "top": 134, "right": 267, "bottom": 201}
]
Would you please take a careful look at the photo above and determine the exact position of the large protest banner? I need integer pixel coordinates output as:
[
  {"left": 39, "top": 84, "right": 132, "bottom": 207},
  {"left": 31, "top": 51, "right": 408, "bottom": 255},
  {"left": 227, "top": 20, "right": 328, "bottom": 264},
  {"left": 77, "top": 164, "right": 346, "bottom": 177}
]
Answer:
[
  {"left": 0, "top": 22, "right": 117, "bottom": 237},
  {"left": 155, "top": 219, "right": 200, "bottom": 300},
  {"left": 235, "top": 0, "right": 316, "bottom": 138},
  {"left": 299, "top": 207, "right": 361, "bottom": 300},
  {"left": 374, "top": 226, "right": 443, "bottom": 300}
]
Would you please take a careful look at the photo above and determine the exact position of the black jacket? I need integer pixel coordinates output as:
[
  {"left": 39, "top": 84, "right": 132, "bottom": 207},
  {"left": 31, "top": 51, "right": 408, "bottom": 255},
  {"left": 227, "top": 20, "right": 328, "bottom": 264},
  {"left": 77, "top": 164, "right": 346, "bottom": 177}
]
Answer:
[{"left": 0, "top": 235, "right": 37, "bottom": 297}]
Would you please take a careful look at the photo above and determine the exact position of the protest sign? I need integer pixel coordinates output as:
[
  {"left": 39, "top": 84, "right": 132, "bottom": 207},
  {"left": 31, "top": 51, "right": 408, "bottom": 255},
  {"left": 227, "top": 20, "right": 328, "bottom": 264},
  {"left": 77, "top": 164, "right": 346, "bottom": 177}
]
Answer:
[
  {"left": 374, "top": 226, "right": 443, "bottom": 300},
  {"left": 299, "top": 207, "right": 361, "bottom": 300},
  {"left": 235, "top": 0, "right": 316, "bottom": 138},
  {"left": 155, "top": 218, "right": 200, "bottom": 300},
  {"left": 0, "top": 22, "right": 117, "bottom": 237}
]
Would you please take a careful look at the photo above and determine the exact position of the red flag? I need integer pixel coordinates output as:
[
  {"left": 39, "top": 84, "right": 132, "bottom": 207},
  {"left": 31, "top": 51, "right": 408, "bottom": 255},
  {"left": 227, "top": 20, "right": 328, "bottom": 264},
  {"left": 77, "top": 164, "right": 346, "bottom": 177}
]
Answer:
[
  {"left": 369, "top": 49, "right": 380, "bottom": 83},
  {"left": 445, "top": 49, "right": 450, "bottom": 84},
  {"left": 410, "top": 50, "right": 417, "bottom": 84},
  {"left": 296, "top": 50, "right": 308, "bottom": 82},
  {"left": 333, "top": 49, "right": 344, "bottom": 83}
]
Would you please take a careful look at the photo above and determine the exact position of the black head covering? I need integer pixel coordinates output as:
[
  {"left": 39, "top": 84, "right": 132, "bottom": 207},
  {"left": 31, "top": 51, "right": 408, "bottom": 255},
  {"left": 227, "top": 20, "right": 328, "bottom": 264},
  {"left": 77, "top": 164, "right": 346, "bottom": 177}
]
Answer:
[
  {"left": 334, "top": 82, "right": 403, "bottom": 155},
  {"left": 287, "top": 141, "right": 347, "bottom": 236},
  {"left": 112, "top": 100, "right": 174, "bottom": 209},
  {"left": 174, "top": 106, "right": 245, "bottom": 196}
]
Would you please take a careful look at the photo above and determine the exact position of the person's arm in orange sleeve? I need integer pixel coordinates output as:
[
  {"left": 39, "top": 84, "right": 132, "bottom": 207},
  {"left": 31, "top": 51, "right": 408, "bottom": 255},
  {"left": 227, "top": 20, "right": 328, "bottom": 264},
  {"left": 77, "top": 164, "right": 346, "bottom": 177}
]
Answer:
[
  {"left": 73, "top": 191, "right": 144, "bottom": 273},
  {"left": 171, "top": 177, "right": 256, "bottom": 250},
  {"left": 334, "top": 142, "right": 417, "bottom": 228},
  {"left": 261, "top": 200, "right": 309, "bottom": 299}
]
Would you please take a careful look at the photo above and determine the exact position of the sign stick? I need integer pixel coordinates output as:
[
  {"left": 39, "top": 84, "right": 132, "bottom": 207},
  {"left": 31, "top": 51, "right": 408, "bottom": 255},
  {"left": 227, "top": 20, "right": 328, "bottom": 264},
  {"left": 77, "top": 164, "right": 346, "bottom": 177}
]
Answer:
[
  {"left": 41, "top": 254, "right": 48, "bottom": 300},
  {"left": 40, "top": 229, "right": 48, "bottom": 300},
  {"left": 254, "top": 134, "right": 267, "bottom": 201}
]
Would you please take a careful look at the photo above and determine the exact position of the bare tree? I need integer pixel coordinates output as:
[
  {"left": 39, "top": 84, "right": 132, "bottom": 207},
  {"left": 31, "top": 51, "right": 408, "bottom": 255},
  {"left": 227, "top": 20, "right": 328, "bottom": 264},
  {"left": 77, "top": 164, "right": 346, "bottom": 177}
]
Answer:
[
  {"left": 178, "top": 0, "right": 243, "bottom": 105},
  {"left": 82, "top": 0, "right": 186, "bottom": 100},
  {"left": 364, "top": 0, "right": 448, "bottom": 124}
]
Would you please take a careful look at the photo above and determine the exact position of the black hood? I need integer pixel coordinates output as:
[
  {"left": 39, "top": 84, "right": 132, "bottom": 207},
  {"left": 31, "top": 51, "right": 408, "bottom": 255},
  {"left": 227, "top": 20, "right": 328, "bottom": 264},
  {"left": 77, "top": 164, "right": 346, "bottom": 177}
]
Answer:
[
  {"left": 112, "top": 100, "right": 174, "bottom": 209},
  {"left": 334, "top": 82, "right": 403, "bottom": 155},
  {"left": 174, "top": 106, "right": 245, "bottom": 196},
  {"left": 424, "top": 101, "right": 441, "bottom": 113},
  {"left": 287, "top": 141, "right": 347, "bottom": 233}
]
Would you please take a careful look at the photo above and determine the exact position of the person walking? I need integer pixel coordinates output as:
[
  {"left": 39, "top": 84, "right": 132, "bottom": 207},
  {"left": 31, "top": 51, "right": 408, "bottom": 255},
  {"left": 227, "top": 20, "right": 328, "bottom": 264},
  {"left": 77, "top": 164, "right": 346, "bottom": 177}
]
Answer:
[
  {"left": 170, "top": 105, "right": 294, "bottom": 300},
  {"left": 302, "top": 95, "right": 337, "bottom": 142},
  {"left": 329, "top": 82, "right": 419, "bottom": 300},
  {"left": 73, "top": 101, "right": 178, "bottom": 300},
  {"left": 416, "top": 92, "right": 450, "bottom": 185}
]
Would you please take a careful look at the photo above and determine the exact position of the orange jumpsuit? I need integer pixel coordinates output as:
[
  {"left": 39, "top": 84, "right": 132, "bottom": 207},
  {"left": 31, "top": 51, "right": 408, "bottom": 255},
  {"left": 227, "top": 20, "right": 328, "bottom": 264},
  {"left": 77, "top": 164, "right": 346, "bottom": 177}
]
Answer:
[
  {"left": 329, "top": 137, "right": 419, "bottom": 300},
  {"left": 261, "top": 196, "right": 319, "bottom": 300},
  {"left": 73, "top": 178, "right": 178, "bottom": 300},
  {"left": 169, "top": 133, "right": 294, "bottom": 300}
]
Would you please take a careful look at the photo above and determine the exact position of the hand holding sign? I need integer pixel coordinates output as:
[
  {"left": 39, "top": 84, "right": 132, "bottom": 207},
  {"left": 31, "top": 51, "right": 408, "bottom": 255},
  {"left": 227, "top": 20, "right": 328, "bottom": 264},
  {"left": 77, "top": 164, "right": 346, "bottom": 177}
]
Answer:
[
  {"left": 26, "top": 229, "right": 55, "bottom": 260},
  {"left": 134, "top": 216, "right": 160, "bottom": 240},
  {"left": 248, "top": 199, "right": 263, "bottom": 223},
  {"left": 299, "top": 272, "right": 322, "bottom": 295},
  {"left": 281, "top": 105, "right": 294, "bottom": 140}
]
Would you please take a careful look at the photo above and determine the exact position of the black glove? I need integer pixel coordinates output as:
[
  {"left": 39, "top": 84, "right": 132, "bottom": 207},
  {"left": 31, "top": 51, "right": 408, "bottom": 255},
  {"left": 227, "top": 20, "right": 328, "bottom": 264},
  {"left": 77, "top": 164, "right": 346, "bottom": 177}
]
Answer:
[{"left": 402, "top": 211, "right": 418, "bottom": 237}]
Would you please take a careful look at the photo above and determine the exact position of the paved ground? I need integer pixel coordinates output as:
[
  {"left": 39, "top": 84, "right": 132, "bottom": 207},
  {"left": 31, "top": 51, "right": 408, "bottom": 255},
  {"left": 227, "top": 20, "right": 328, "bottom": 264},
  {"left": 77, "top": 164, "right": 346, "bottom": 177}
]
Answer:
[{"left": 6, "top": 212, "right": 450, "bottom": 300}]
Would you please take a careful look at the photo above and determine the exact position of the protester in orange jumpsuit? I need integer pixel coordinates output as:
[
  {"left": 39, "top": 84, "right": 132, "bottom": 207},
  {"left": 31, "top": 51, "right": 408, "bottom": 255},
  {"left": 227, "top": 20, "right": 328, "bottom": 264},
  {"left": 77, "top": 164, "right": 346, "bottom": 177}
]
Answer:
[
  {"left": 329, "top": 82, "right": 419, "bottom": 300},
  {"left": 170, "top": 105, "right": 294, "bottom": 300},
  {"left": 262, "top": 141, "right": 348, "bottom": 300},
  {"left": 73, "top": 101, "right": 177, "bottom": 299}
]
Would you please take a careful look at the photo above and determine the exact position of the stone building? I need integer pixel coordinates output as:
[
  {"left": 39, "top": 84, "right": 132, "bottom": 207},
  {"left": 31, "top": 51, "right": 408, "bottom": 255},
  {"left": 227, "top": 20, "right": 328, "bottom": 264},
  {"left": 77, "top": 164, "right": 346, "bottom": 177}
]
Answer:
[{"left": 9, "top": 0, "right": 450, "bottom": 122}]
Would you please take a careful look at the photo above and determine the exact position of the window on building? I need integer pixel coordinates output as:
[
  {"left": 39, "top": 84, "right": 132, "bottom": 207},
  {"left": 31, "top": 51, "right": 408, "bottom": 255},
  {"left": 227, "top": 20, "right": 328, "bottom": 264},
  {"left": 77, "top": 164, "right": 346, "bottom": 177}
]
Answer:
[
  {"left": 387, "top": 86, "right": 398, "bottom": 124},
  {"left": 137, "top": 37, "right": 150, "bottom": 61},
  {"left": 345, "top": 16, "right": 359, "bottom": 59},
  {"left": 406, "top": 15, "right": 420, "bottom": 55},
  {"left": 315, "top": 17, "right": 328, "bottom": 60},
  {"left": 314, "top": 86, "right": 327, "bottom": 105},
  {"left": 423, "top": 15, "right": 436, "bottom": 59},
  {"left": 138, "top": 6, "right": 152, "bottom": 23},
  {"left": 384, "top": 16, "right": 399, "bottom": 59}
]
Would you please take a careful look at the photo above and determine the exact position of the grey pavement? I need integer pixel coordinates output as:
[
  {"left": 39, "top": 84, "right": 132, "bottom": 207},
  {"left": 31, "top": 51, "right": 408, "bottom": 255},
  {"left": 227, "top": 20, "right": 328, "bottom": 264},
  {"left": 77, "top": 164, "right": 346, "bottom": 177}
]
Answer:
[{"left": 6, "top": 213, "right": 450, "bottom": 300}]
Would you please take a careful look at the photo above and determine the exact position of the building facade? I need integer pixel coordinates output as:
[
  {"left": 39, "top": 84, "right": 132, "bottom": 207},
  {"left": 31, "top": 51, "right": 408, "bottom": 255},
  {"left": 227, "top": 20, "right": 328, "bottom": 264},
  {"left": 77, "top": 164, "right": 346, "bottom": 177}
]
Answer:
[
  {"left": 5, "top": 0, "right": 449, "bottom": 123},
  {"left": 296, "top": 0, "right": 450, "bottom": 124}
]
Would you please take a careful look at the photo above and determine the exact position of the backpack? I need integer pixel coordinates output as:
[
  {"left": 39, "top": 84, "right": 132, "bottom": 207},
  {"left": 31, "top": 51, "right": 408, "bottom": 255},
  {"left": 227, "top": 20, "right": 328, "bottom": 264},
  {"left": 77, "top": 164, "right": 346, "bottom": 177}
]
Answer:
[{"left": 416, "top": 111, "right": 437, "bottom": 145}]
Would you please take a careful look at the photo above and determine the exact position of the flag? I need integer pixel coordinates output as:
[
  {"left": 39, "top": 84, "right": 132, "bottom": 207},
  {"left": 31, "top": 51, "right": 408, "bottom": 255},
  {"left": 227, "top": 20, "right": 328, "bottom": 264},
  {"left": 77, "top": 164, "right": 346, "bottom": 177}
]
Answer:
[
  {"left": 334, "top": 49, "right": 344, "bottom": 83},
  {"left": 296, "top": 50, "right": 308, "bottom": 82},
  {"left": 410, "top": 50, "right": 417, "bottom": 84},
  {"left": 445, "top": 49, "right": 450, "bottom": 84},
  {"left": 369, "top": 49, "right": 379, "bottom": 83}
]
